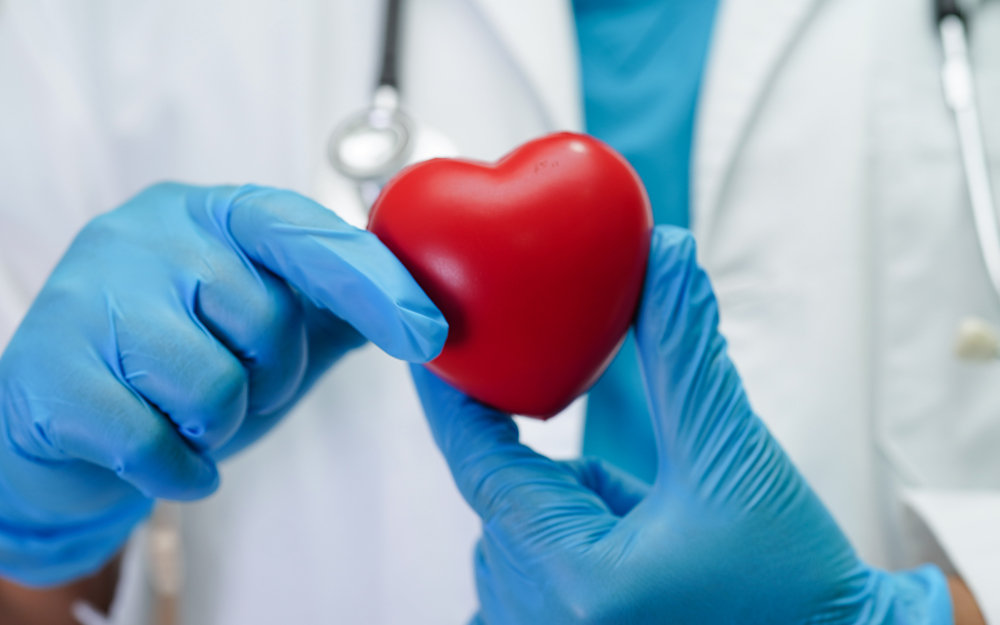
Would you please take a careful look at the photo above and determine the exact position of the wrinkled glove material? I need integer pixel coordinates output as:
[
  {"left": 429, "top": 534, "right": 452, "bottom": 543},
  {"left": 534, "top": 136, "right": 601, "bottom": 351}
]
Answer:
[
  {"left": 0, "top": 183, "right": 446, "bottom": 586},
  {"left": 413, "top": 225, "right": 952, "bottom": 625}
]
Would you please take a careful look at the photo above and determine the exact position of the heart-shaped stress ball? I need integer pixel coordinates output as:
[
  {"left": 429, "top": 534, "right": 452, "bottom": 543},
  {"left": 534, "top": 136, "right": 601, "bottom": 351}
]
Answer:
[{"left": 368, "top": 133, "right": 653, "bottom": 418}]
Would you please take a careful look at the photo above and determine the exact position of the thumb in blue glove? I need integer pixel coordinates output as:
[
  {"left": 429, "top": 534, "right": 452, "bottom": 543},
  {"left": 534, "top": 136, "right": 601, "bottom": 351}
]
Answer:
[
  {"left": 412, "top": 225, "right": 951, "bottom": 624},
  {"left": 0, "top": 182, "right": 447, "bottom": 586}
]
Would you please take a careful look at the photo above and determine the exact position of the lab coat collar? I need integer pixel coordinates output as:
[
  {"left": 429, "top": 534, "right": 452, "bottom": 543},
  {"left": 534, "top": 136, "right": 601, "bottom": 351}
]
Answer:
[
  {"left": 472, "top": 0, "right": 823, "bottom": 237},
  {"left": 692, "top": 0, "right": 824, "bottom": 240},
  {"left": 471, "top": 0, "right": 584, "bottom": 133}
]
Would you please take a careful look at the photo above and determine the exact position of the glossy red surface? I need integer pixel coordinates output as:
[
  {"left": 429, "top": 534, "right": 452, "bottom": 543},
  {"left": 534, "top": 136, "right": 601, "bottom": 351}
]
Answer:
[{"left": 368, "top": 133, "right": 653, "bottom": 418}]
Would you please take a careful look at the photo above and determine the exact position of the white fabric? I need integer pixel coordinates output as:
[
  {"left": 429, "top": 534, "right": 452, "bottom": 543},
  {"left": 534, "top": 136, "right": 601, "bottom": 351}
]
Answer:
[
  {"left": 697, "top": 0, "right": 892, "bottom": 567},
  {"left": 1, "top": 0, "right": 999, "bottom": 622},
  {"left": 904, "top": 490, "right": 1000, "bottom": 623},
  {"left": 697, "top": 0, "right": 1000, "bottom": 618}
]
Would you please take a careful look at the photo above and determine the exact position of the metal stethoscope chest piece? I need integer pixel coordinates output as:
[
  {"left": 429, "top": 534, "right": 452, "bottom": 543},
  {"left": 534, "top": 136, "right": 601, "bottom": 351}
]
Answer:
[
  {"left": 328, "top": 0, "right": 414, "bottom": 209},
  {"left": 937, "top": 0, "right": 1000, "bottom": 360},
  {"left": 329, "top": 85, "right": 415, "bottom": 208}
]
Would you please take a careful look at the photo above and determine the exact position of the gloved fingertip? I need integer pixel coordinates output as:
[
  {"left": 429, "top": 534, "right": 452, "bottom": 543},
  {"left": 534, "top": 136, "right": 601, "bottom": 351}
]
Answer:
[
  {"left": 168, "top": 457, "right": 221, "bottom": 502},
  {"left": 649, "top": 225, "right": 698, "bottom": 271},
  {"left": 390, "top": 307, "right": 449, "bottom": 363},
  {"left": 226, "top": 189, "right": 450, "bottom": 362},
  {"left": 639, "top": 226, "right": 714, "bottom": 332},
  {"left": 127, "top": 453, "right": 221, "bottom": 502}
]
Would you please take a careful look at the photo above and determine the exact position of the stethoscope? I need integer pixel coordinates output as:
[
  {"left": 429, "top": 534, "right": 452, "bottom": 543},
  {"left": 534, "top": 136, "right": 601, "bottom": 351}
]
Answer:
[
  {"left": 937, "top": 0, "right": 1000, "bottom": 359},
  {"left": 327, "top": 0, "right": 415, "bottom": 209}
]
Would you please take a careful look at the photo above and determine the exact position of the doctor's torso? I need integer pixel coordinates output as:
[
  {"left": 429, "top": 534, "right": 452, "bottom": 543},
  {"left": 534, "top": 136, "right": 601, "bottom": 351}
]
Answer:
[{"left": 1, "top": 0, "right": 1000, "bottom": 623}]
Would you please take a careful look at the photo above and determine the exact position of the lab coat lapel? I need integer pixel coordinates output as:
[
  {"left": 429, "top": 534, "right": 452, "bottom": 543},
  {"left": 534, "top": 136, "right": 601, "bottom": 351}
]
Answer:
[
  {"left": 693, "top": 0, "right": 825, "bottom": 239},
  {"left": 470, "top": 0, "right": 583, "bottom": 133}
]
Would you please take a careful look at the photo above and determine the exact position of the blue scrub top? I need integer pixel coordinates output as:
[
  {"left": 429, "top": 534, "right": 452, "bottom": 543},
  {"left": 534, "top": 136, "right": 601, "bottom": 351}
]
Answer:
[{"left": 575, "top": 0, "right": 719, "bottom": 483}]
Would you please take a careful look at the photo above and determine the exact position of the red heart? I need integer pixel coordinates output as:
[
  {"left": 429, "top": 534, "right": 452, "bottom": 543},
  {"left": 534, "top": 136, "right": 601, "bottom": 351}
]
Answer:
[{"left": 368, "top": 133, "right": 652, "bottom": 418}]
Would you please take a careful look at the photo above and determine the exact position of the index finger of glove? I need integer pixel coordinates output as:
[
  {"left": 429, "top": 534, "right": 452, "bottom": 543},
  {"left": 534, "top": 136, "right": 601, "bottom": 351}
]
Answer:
[
  {"left": 634, "top": 227, "right": 757, "bottom": 486},
  {"left": 223, "top": 186, "right": 448, "bottom": 363},
  {"left": 411, "top": 365, "right": 614, "bottom": 539}
]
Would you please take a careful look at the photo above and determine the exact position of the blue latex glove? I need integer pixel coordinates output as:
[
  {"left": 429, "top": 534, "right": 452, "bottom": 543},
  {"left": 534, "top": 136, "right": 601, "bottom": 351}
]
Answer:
[
  {"left": 0, "top": 183, "right": 447, "bottom": 586},
  {"left": 412, "top": 226, "right": 952, "bottom": 624}
]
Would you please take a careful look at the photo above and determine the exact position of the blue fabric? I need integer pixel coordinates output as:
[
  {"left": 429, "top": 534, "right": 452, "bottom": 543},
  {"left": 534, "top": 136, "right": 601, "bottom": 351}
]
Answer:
[{"left": 575, "top": 0, "right": 720, "bottom": 482}]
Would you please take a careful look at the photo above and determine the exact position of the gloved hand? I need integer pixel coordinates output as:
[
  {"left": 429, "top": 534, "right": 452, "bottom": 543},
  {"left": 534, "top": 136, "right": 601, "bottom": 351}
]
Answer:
[
  {"left": 0, "top": 183, "right": 447, "bottom": 586},
  {"left": 412, "top": 226, "right": 952, "bottom": 624}
]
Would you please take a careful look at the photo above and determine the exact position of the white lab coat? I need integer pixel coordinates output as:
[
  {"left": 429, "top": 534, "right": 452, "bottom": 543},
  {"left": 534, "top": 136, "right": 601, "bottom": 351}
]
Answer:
[
  {"left": 0, "top": 0, "right": 998, "bottom": 624},
  {"left": 697, "top": 0, "right": 1000, "bottom": 619}
]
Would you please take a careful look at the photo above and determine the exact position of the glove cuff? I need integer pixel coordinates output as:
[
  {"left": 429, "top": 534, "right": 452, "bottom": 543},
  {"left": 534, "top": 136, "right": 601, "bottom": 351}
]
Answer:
[
  {"left": 0, "top": 499, "right": 152, "bottom": 587},
  {"left": 869, "top": 564, "right": 953, "bottom": 625}
]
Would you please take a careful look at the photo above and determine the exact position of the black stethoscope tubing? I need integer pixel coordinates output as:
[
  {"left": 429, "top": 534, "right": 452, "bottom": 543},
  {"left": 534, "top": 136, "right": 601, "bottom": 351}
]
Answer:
[
  {"left": 327, "top": 0, "right": 415, "bottom": 207},
  {"left": 379, "top": 0, "right": 402, "bottom": 91},
  {"left": 936, "top": 0, "right": 965, "bottom": 21}
]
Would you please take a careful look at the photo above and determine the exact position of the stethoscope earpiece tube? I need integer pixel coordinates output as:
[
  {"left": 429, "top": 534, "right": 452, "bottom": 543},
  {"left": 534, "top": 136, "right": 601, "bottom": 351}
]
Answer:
[{"left": 937, "top": 1, "right": 1000, "bottom": 360}]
